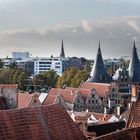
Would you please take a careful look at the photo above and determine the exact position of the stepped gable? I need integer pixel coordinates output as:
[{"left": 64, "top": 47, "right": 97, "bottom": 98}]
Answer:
[
  {"left": 128, "top": 41, "right": 140, "bottom": 82},
  {"left": 80, "top": 82, "right": 111, "bottom": 98},
  {"left": 0, "top": 104, "right": 86, "bottom": 140},
  {"left": 47, "top": 88, "right": 78, "bottom": 104},
  {"left": 87, "top": 43, "right": 111, "bottom": 83},
  {"left": 66, "top": 87, "right": 92, "bottom": 101},
  {"left": 60, "top": 39, "right": 65, "bottom": 58}
]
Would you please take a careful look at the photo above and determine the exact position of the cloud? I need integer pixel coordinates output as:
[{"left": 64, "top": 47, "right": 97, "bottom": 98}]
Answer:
[
  {"left": 82, "top": 19, "right": 93, "bottom": 32},
  {"left": 1, "top": 16, "right": 140, "bottom": 59}
]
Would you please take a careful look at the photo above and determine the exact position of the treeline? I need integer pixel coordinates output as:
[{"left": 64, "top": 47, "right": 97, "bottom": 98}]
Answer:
[
  {"left": 0, "top": 68, "right": 28, "bottom": 90},
  {"left": 0, "top": 67, "right": 90, "bottom": 92}
]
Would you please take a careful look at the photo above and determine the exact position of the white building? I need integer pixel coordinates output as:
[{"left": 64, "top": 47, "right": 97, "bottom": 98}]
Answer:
[
  {"left": 2, "top": 58, "right": 14, "bottom": 68},
  {"left": 33, "top": 57, "right": 68, "bottom": 76}
]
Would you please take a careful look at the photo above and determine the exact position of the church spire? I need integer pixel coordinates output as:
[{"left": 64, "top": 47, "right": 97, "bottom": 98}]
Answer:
[
  {"left": 87, "top": 42, "right": 111, "bottom": 83},
  {"left": 60, "top": 39, "right": 65, "bottom": 58},
  {"left": 128, "top": 41, "right": 140, "bottom": 82}
]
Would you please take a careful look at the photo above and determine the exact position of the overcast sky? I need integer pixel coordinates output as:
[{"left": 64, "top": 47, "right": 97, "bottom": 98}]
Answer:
[{"left": 0, "top": 0, "right": 140, "bottom": 59}]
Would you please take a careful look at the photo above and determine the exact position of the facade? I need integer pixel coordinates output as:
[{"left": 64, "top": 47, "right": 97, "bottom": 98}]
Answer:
[
  {"left": 0, "top": 84, "right": 18, "bottom": 109},
  {"left": 2, "top": 58, "right": 14, "bottom": 68},
  {"left": 86, "top": 89, "right": 103, "bottom": 113},
  {"left": 16, "top": 59, "right": 34, "bottom": 75},
  {"left": 33, "top": 57, "right": 68, "bottom": 76},
  {"left": 67, "top": 57, "right": 87, "bottom": 69},
  {"left": 46, "top": 88, "right": 85, "bottom": 112},
  {"left": 66, "top": 87, "right": 103, "bottom": 113}
]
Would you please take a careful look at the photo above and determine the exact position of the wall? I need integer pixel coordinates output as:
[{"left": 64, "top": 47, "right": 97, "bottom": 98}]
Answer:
[{"left": 0, "top": 85, "right": 18, "bottom": 109}]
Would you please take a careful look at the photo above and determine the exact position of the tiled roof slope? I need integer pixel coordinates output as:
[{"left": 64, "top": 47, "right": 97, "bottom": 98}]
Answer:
[
  {"left": 94, "top": 127, "right": 140, "bottom": 140},
  {"left": 66, "top": 87, "right": 91, "bottom": 101},
  {"left": 48, "top": 88, "right": 78, "bottom": 103},
  {"left": 0, "top": 84, "right": 18, "bottom": 89},
  {"left": 81, "top": 82, "right": 111, "bottom": 97},
  {"left": 18, "top": 93, "right": 41, "bottom": 108},
  {"left": 126, "top": 99, "right": 140, "bottom": 128},
  {"left": 0, "top": 104, "right": 86, "bottom": 140},
  {"left": 42, "top": 94, "right": 58, "bottom": 105}
]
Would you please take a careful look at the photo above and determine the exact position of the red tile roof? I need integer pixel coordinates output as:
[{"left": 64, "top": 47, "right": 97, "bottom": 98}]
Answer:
[
  {"left": 66, "top": 87, "right": 91, "bottom": 101},
  {"left": 0, "top": 84, "right": 18, "bottom": 89},
  {"left": 42, "top": 94, "right": 57, "bottom": 105},
  {"left": 48, "top": 88, "right": 78, "bottom": 103},
  {"left": 73, "top": 112, "right": 113, "bottom": 123},
  {"left": 0, "top": 104, "right": 86, "bottom": 140},
  {"left": 126, "top": 99, "right": 140, "bottom": 128},
  {"left": 18, "top": 93, "right": 41, "bottom": 108},
  {"left": 80, "top": 82, "right": 111, "bottom": 97},
  {"left": 94, "top": 127, "right": 140, "bottom": 140}
]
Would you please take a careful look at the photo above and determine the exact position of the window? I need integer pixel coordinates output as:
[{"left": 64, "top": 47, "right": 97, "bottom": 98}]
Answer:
[
  {"left": 39, "top": 62, "right": 52, "bottom": 64},
  {"left": 92, "top": 94, "right": 94, "bottom": 98}
]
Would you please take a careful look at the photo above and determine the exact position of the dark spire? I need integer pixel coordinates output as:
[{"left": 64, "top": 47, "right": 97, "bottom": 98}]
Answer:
[
  {"left": 87, "top": 42, "right": 111, "bottom": 83},
  {"left": 128, "top": 41, "right": 140, "bottom": 82},
  {"left": 60, "top": 40, "right": 65, "bottom": 58}
]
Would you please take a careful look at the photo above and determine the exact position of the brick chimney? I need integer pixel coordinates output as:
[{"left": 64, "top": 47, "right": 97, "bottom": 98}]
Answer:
[{"left": 131, "top": 85, "right": 139, "bottom": 102}]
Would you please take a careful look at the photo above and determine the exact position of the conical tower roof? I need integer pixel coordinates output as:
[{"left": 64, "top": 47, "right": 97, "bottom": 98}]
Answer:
[
  {"left": 128, "top": 41, "right": 140, "bottom": 82},
  {"left": 87, "top": 42, "right": 111, "bottom": 83},
  {"left": 60, "top": 40, "right": 65, "bottom": 58}
]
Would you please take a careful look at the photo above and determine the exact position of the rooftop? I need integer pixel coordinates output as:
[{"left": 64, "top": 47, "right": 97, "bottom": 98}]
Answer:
[{"left": 0, "top": 104, "right": 86, "bottom": 140}]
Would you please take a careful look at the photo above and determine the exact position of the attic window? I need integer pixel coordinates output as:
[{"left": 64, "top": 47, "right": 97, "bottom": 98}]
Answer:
[{"left": 112, "top": 88, "right": 115, "bottom": 92}]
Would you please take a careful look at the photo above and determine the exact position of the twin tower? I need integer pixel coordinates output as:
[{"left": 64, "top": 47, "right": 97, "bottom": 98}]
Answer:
[{"left": 87, "top": 41, "right": 140, "bottom": 83}]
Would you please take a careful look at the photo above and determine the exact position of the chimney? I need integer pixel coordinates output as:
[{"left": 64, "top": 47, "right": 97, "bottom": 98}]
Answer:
[
  {"left": 128, "top": 103, "right": 131, "bottom": 109},
  {"left": 104, "top": 107, "right": 107, "bottom": 114},
  {"left": 117, "top": 106, "right": 120, "bottom": 116},
  {"left": 131, "top": 85, "right": 138, "bottom": 102}
]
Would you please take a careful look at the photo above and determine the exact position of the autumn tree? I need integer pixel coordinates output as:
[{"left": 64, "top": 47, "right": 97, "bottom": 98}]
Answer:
[
  {"left": 32, "top": 70, "right": 59, "bottom": 92},
  {"left": 57, "top": 67, "right": 89, "bottom": 88}
]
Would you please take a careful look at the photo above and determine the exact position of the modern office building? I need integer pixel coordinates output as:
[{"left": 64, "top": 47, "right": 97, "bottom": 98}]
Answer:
[{"left": 33, "top": 57, "right": 68, "bottom": 76}]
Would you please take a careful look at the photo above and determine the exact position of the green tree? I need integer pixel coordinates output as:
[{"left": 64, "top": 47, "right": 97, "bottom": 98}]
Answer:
[
  {"left": 57, "top": 67, "right": 89, "bottom": 88},
  {"left": 0, "top": 59, "right": 4, "bottom": 68},
  {"left": 0, "top": 68, "right": 12, "bottom": 84},
  {"left": 32, "top": 70, "right": 59, "bottom": 92},
  {"left": 18, "top": 72, "right": 29, "bottom": 90},
  {"left": 12, "top": 69, "right": 22, "bottom": 83}
]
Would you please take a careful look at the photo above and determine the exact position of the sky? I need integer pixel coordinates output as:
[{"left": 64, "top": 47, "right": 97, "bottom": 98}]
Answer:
[{"left": 0, "top": 0, "right": 140, "bottom": 59}]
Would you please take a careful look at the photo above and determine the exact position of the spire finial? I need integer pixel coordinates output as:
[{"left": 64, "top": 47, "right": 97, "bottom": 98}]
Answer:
[
  {"left": 60, "top": 39, "right": 65, "bottom": 58},
  {"left": 99, "top": 40, "right": 100, "bottom": 49},
  {"left": 134, "top": 40, "right": 136, "bottom": 48}
]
